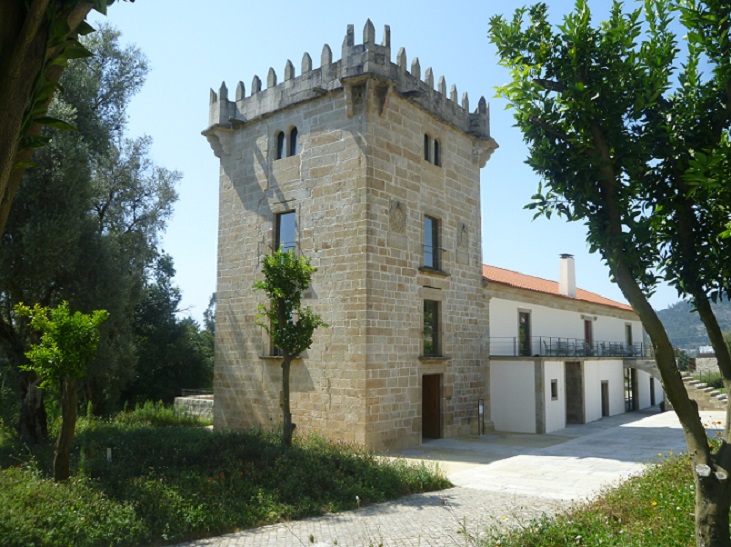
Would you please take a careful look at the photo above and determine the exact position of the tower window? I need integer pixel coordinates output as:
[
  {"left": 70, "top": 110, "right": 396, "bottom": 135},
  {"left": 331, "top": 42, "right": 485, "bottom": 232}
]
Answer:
[
  {"left": 275, "top": 131, "right": 285, "bottom": 160},
  {"left": 423, "top": 133, "right": 441, "bottom": 167},
  {"left": 423, "top": 300, "right": 440, "bottom": 356},
  {"left": 423, "top": 215, "right": 440, "bottom": 270},
  {"left": 288, "top": 127, "right": 299, "bottom": 156},
  {"left": 275, "top": 211, "right": 296, "bottom": 253}
]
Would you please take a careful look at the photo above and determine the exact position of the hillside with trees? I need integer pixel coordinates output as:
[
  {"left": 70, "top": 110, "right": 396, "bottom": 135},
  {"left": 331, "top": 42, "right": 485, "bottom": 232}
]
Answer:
[{"left": 658, "top": 300, "right": 731, "bottom": 353}]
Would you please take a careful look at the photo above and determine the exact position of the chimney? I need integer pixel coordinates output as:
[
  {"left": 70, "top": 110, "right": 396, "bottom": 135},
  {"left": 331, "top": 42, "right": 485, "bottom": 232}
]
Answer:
[{"left": 559, "top": 253, "right": 576, "bottom": 298}]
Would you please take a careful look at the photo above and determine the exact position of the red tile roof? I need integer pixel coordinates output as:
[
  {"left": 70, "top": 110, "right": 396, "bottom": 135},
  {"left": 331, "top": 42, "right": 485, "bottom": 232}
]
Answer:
[{"left": 482, "top": 264, "right": 634, "bottom": 312}]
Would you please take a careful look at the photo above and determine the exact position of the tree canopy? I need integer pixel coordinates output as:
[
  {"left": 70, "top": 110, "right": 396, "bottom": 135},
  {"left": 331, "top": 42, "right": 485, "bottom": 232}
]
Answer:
[
  {"left": 0, "top": 24, "right": 190, "bottom": 439},
  {"left": 489, "top": 1, "right": 731, "bottom": 544},
  {"left": 0, "top": 0, "right": 131, "bottom": 237}
]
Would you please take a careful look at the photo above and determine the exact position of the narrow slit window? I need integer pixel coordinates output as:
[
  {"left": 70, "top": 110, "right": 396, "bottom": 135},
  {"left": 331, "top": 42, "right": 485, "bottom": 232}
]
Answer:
[
  {"left": 423, "top": 215, "right": 439, "bottom": 269},
  {"left": 434, "top": 139, "right": 441, "bottom": 166},
  {"left": 288, "top": 127, "right": 298, "bottom": 156},
  {"left": 424, "top": 134, "right": 430, "bottom": 162},
  {"left": 275, "top": 131, "right": 285, "bottom": 160}
]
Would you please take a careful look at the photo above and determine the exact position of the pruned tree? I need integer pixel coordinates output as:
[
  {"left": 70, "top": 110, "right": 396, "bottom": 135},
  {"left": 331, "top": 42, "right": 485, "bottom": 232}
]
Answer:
[
  {"left": 254, "top": 250, "right": 326, "bottom": 447},
  {"left": 489, "top": 1, "right": 731, "bottom": 544},
  {"left": 0, "top": 0, "right": 133, "bottom": 237},
  {"left": 15, "top": 301, "right": 108, "bottom": 481}
]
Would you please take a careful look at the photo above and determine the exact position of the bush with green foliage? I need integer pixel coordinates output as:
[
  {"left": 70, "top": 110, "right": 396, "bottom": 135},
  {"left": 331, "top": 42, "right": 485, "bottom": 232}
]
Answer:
[{"left": 0, "top": 402, "right": 449, "bottom": 545}]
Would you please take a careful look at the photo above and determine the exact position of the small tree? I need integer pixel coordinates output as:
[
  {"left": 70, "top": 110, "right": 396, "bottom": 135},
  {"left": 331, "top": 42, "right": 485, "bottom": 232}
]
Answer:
[
  {"left": 254, "top": 250, "right": 326, "bottom": 447},
  {"left": 15, "top": 302, "right": 108, "bottom": 481}
]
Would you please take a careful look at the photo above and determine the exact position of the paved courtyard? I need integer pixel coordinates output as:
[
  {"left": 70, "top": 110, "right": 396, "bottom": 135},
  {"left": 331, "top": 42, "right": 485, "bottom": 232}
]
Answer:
[{"left": 181, "top": 409, "right": 725, "bottom": 547}]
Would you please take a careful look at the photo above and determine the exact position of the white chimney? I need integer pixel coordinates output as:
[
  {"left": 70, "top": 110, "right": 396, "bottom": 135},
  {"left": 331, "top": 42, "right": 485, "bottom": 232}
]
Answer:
[{"left": 559, "top": 253, "right": 576, "bottom": 298}]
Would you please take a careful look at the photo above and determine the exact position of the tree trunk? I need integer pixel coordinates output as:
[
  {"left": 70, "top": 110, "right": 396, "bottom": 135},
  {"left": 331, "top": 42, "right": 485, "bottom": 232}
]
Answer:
[
  {"left": 696, "top": 471, "right": 731, "bottom": 547},
  {"left": 587, "top": 119, "right": 729, "bottom": 547},
  {"left": 54, "top": 376, "right": 78, "bottom": 481},
  {"left": 19, "top": 370, "right": 47, "bottom": 443},
  {"left": 281, "top": 354, "right": 294, "bottom": 448}
]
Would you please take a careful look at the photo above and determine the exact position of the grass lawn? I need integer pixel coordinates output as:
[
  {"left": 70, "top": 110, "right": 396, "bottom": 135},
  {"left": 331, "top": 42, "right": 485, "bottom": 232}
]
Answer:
[
  {"left": 0, "top": 402, "right": 450, "bottom": 546},
  {"left": 481, "top": 450, "right": 702, "bottom": 546}
]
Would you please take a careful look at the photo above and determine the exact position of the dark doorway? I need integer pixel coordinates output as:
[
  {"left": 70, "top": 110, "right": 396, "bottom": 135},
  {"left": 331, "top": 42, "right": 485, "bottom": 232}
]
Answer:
[
  {"left": 565, "top": 361, "right": 585, "bottom": 424},
  {"left": 422, "top": 374, "right": 441, "bottom": 439},
  {"left": 601, "top": 381, "right": 610, "bottom": 417},
  {"left": 518, "top": 311, "right": 532, "bottom": 356},
  {"left": 650, "top": 378, "right": 656, "bottom": 406},
  {"left": 625, "top": 368, "right": 639, "bottom": 411},
  {"left": 584, "top": 320, "right": 594, "bottom": 355}
]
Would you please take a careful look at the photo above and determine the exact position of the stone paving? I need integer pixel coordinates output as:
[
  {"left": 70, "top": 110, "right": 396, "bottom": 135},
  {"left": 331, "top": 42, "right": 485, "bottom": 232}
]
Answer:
[{"left": 181, "top": 409, "right": 725, "bottom": 547}]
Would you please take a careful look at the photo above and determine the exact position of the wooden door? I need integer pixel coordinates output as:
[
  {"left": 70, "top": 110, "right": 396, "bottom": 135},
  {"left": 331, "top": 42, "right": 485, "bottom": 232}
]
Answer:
[
  {"left": 422, "top": 374, "right": 441, "bottom": 439},
  {"left": 565, "top": 361, "right": 585, "bottom": 424}
]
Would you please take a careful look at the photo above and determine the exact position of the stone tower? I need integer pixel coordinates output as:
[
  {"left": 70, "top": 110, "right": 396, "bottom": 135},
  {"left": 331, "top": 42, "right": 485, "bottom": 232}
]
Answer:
[{"left": 203, "top": 21, "right": 497, "bottom": 450}]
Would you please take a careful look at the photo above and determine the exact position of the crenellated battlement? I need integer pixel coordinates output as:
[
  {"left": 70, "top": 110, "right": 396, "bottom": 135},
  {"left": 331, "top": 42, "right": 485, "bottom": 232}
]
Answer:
[{"left": 205, "top": 20, "right": 491, "bottom": 141}]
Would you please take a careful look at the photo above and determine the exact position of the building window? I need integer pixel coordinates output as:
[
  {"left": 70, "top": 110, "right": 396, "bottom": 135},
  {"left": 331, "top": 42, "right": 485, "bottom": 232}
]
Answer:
[
  {"left": 275, "top": 211, "right": 296, "bottom": 253},
  {"left": 625, "top": 324, "right": 635, "bottom": 356},
  {"left": 550, "top": 379, "right": 558, "bottom": 401},
  {"left": 423, "top": 300, "right": 440, "bottom": 356},
  {"left": 288, "top": 127, "right": 298, "bottom": 156},
  {"left": 423, "top": 215, "right": 439, "bottom": 270},
  {"left": 518, "top": 311, "right": 531, "bottom": 356},
  {"left": 275, "top": 131, "right": 285, "bottom": 160},
  {"left": 270, "top": 323, "right": 283, "bottom": 357},
  {"left": 423, "top": 133, "right": 442, "bottom": 166},
  {"left": 584, "top": 319, "right": 594, "bottom": 353}
]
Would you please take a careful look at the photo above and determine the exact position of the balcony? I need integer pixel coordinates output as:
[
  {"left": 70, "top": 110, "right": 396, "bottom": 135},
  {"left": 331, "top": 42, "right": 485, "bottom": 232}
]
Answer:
[{"left": 490, "top": 336, "right": 653, "bottom": 359}]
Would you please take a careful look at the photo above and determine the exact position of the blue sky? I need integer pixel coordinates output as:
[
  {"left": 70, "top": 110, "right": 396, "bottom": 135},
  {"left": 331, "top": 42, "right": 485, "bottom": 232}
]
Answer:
[{"left": 91, "top": 0, "right": 681, "bottom": 323}]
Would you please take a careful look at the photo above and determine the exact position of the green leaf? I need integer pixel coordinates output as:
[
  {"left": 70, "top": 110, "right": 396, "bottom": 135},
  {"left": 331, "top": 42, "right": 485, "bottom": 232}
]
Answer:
[
  {"left": 12, "top": 161, "right": 37, "bottom": 171},
  {"left": 76, "top": 21, "right": 96, "bottom": 36},
  {"left": 34, "top": 116, "right": 76, "bottom": 131},
  {"left": 19, "top": 135, "right": 52, "bottom": 150},
  {"left": 62, "top": 42, "right": 93, "bottom": 60}
]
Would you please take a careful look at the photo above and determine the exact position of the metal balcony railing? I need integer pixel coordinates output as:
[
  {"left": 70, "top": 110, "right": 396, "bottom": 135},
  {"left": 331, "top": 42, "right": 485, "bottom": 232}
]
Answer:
[{"left": 490, "top": 336, "right": 654, "bottom": 359}]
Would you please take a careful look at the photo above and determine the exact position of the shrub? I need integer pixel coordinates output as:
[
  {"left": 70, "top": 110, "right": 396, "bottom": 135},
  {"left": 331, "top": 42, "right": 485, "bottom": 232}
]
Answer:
[
  {"left": 0, "top": 464, "right": 146, "bottom": 546},
  {"left": 0, "top": 402, "right": 449, "bottom": 545}
]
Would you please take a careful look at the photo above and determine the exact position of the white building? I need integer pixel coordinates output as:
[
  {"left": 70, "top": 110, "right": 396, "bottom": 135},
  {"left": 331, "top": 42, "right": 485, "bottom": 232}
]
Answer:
[{"left": 485, "top": 255, "right": 663, "bottom": 434}]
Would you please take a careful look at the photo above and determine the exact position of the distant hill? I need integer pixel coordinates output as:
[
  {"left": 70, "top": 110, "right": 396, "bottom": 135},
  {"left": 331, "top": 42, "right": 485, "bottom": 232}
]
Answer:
[{"left": 657, "top": 300, "right": 731, "bottom": 354}]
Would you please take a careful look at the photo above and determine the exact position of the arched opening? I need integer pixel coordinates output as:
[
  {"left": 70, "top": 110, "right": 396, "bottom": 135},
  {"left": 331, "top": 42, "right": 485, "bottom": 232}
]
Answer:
[
  {"left": 275, "top": 131, "right": 285, "bottom": 159},
  {"left": 288, "top": 127, "right": 298, "bottom": 156}
]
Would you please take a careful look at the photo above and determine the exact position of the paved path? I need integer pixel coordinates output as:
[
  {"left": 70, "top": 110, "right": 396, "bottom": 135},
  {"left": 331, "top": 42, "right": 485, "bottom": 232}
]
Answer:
[{"left": 181, "top": 409, "right": 725, "bottom": 547}]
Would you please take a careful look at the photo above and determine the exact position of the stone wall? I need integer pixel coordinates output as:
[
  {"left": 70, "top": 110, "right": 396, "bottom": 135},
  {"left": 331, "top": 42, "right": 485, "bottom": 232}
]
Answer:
[
  {"left": 695, "top": 357, "right": 718, "bottom": 375},
  {"left": 174, "top": 395, "right": 214, "bottom": 421}
]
